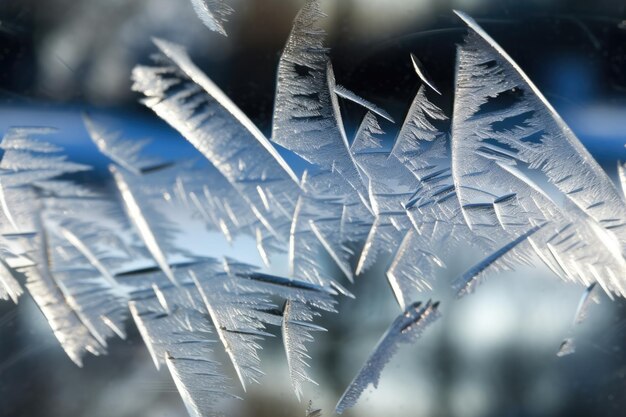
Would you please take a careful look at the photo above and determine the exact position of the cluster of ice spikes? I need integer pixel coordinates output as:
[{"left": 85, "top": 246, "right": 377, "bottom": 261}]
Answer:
[{"left": 1, "top": 1, "right": 625, "bottom": 416}]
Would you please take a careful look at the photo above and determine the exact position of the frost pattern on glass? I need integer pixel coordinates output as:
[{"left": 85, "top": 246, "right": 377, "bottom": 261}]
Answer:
[
  {"left": 128, "top": 275, "right": 237, "bottom": 417},
  {"left": 335, "top": 300, "right": 441, "bottom": 414},
  {"left": 452, "top": 11, "right": 626, "bottom": 298},
  {"left": 0, "top": 258, "right": 21, "bottom": 303},
  {"left": 0, "top": 129, "right": 101, "bottom": 365},
  {"left": 306, "top": 400, "right": 322, "bottom": 417},
  {"left": 189, "top": 0, "right": 233, "bottom": 36},
  {"left": 84, "top": 114, "right": 164, "bottom": 175},
  {"left": 110, "top": 165, "right": 184, "bottom": 286},
  {"left": 453, "top": 11, "right": 626, "bottom": 240},
  {"left": 452, "top": 225, "right": 541, "bottom": 297},
  {"left": 2, "top": 5, "right": 626, "bottom": 417},
  {"left": 131, "top": 38, "right": 300, "bottom": 247},
  {"left": 385, "top": 80, "right": 486, "bottom": 307},
  {"left": 271, "top": 0, "right": 368, "bottom": 200},
  {"left": 45, "top": 215, "right": 131, "bottom": 347},
  {"left": 573, "top": 282, "right": 601, "bottom": 325},
  {"left": 282, "top": 299, "right": 329, "bottom": 400},
  {"left": 556, "top": 338, "right": 576, "bottom": 357},
  {"left": 334, "top": 85, "right": 394, "bottom": 123}
]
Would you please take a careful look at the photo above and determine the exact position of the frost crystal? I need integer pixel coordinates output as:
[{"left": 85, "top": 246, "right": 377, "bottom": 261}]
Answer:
[
  {"left": 2, "top": 4, "right": 626, "bottom": 417},
  {"left": 132, "top": 38, "right": 300, "bottom": 247},
  {"left": 557, "top": 338, "right": 576, "bottom": 357},
  {"left": 189, "top": 0, "right": 233, "bottom": 36},
  {"left": 282, "top": 299, "right": 328, "bottom": 400},
  {"left": 306, "top": 400, "right": 322, "bottom": 417},
  {"left": 335, "top": 300, "right": 441, "bottom": 414},
  {"left": 452, "top": 11, "right": 626, "bottom": 298},
  {"left": 573, "top": 282, "right": 601, "bottom": 325},
  {"left": 272, "top": 0, "right": 369, "bottom": 200}
]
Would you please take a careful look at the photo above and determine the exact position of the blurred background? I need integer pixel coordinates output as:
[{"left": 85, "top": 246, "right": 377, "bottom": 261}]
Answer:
[{"left": 0, "top": 0, "right": 626, "bottom": 416}]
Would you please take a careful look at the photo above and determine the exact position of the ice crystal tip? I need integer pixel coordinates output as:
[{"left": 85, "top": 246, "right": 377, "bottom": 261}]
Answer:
[
  {"left": 189, "top": 0, "right": 233, "bottom": 36},
  {"left": 557, "top": 338, "right": 576, "bottom": 357},
  {"left": 409, "top": 53, "right": 441, "bottom": 95}
]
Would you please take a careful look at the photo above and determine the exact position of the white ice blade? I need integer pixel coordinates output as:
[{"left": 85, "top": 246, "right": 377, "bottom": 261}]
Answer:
[
  {"left": 189, "top": 0, "right": 233, "bottom": 36},
  {"left": 335, "top": 300, "right": 440, "bottom": 414}
]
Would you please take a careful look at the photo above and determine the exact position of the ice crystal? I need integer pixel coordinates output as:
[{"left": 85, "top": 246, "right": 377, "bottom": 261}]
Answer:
[
  {"left": 557, "top": 338, "right": 576, "bottom": 357},
  {"left": 1, "top": 3, "right": 625, "bottom": 417},
  {"left": 452, "top": 11, "right": 626, "bottom": 298},
  {"left": 189, "top": 0, "right": 233, "bottom": 36},
  {"left": 573, "top": 282, "right": 601, "bottom": 325},
  {"left": 335, "top": 300, "right": 441, "bottom": 414}
]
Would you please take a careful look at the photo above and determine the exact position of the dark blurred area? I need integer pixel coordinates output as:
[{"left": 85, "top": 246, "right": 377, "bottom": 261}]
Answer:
[
  {"left": 1, "top": 0, "right": 625, "bottom": 125},
  {"left": 0, "top": 1, "right": 626, "bottom": 417}
]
